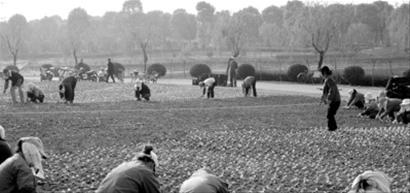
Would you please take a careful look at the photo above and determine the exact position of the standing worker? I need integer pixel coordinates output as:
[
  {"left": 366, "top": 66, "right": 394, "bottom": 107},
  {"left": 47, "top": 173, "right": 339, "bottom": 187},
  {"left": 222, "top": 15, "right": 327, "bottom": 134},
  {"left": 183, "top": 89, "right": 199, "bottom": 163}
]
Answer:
[
  {"left": 2, "top": 69, "right": 25, "bottom": 104},
  {"left": 226, "top": 56, "right": 238, "bottom": 87},
  {"left": 320, "top": 66, "right": 341, "bottom": 131},
  {"left": 106, "top": 58, "right": 115, "bottom": 83}
]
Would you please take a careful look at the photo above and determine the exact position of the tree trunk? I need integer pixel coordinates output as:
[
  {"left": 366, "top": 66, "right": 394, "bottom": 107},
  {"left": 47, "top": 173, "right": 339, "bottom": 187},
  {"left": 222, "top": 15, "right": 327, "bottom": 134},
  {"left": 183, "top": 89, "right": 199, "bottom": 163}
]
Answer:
[
  {"left": 13, "top": 53, "right": 17, "bottom": 66},
  {"left": 318, "top": 51, "right": 325, "bottom": 69},
  {"left": 73, "top": 49, "right": 78, "bottom": 65}
]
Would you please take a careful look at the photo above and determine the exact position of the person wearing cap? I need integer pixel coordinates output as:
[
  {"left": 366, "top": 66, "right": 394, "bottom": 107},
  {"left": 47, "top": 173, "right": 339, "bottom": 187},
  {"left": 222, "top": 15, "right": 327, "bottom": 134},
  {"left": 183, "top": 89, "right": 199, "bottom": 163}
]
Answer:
[
  {"left": 375, "top": 93, "right": 402, "bottom": 122},
  {"left": 199, "top": 77, "right": 216, "bottom": 98},
  {"left": 320, "top": 66, "right": 341, "bottom": 131},
  {"left": 2, "top": 68, "right": 25, "bottom": 104},
  {"left": 348, "top": 170, "right": 392, "bottom": 193},
  {"left": 0, "top": 125, "right": 12, "bottom": 164},
  {"left": 394, "top": 99, "right": 410, "bottom": 124},
  {"left": 344, "top": 89, "right": 365, "bottom": 109},
  {"left": 26, "top": 83, "right": 45, "bottom": 103},
  {"left": 226, "top": 57, "right": 238, "bottom": 87},
  {"left": 134, "top": 79, "right": 151, "bottom": 101},
  {"left": 96, "top": 145, "right": 160, "bottom": 193},
  {"left": 179, "top": 168, "right": 229, "bottom": 193},
  {"left": 0, "top": 136, "right": 48, "bottom": 193},
  {"left": 358, "top": 94, "right": 379, "bottom": 119},
  {"left": 242, "top": 76, "right": 257, "bottom": 97}
]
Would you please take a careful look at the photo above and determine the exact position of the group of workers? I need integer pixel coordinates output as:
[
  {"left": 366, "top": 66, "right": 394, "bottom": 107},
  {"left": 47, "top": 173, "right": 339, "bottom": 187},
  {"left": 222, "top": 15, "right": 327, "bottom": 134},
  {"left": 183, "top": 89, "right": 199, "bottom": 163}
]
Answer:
[
  {"left": 344, "top": 87, "right": 410, "bottom": 124},
  {"left": 0, "top": 124, "right": 395, "bottom": 193}
]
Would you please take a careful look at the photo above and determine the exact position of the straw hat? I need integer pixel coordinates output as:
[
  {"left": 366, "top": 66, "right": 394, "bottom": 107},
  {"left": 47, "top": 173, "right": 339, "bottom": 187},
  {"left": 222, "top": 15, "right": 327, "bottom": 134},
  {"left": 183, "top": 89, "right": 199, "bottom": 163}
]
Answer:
[{"left": 18, "top": 137, "right": 48, "bottom": 159}]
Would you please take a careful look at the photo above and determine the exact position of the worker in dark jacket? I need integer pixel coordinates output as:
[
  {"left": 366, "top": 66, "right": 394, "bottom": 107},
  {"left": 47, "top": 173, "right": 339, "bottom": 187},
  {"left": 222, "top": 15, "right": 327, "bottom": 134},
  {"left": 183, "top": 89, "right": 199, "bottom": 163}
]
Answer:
[
  {"left": 226, "top": 57, "right": 238, "bottom": 87},
  {"left": 96, "top": 145, "right": 160, "bottom": 193},
  {"left": 26, "top": 83, "right": 45, "bottom": 103},
  {"left": 59, "top": 76, "right": 77, "bottom": 104},
  {"left": 242, "top": 76, "right": 257, "bottom": 97},
  {"left": 134, "top": 79, "right": 151, "bottom": 101},
  {"left": 320, "top": 66, "right": 341, "bottom": 131},
  {"left": 0, "top": 125, "right": 12, "bottom": 164},
  {"left": 344, "top": 89, "right": 365, "bottom": 109},
  {"left": 106, "top": 58, "right": 115, "bottom": 83},
  {"left": 179, "top": 168, "right": 229, "bottom": 193},
  {"left": 3, "top": 69, "right": 25, "bottom": 104}
]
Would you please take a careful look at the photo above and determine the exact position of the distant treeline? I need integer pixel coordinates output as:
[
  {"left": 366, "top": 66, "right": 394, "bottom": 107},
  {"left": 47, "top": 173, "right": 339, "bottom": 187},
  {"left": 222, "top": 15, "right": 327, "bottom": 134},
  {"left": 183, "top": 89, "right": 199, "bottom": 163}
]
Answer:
[{"left": 0, "top": 0, "right": 409, "bottom": 64}]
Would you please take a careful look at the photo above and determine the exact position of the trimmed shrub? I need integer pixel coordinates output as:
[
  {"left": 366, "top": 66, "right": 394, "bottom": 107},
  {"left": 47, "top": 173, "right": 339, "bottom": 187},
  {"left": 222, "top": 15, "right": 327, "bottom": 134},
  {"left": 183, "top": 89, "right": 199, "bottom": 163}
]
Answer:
[
  {"left": 361, "top": 75, "right": 389, "bottom": 87},
  {"left": 403, "top": 69, "right": 410, "bottom": 78},
  {"left": 237, "top": 64, "right": 255, "bottom": 80},
  {"left": 41, "top": 64, "right": 54, "bottom": 69},
  {"left": 75, "top": 62, "right": 90, "bottom": 72},
  {"left": 343, "top": 66, "right": 365, "bottom": 85},
  {"left": 4, "top": 65, "right": 19, "bottom": 72},
  {"left": 190, "top": 64, "right": 211, "bottom": 78},
  {"left": 287, "top": 64, "right": 308, "bottom": 81},
  {"left": 147, "top": 63, "right": 166, "bottom": 77}
]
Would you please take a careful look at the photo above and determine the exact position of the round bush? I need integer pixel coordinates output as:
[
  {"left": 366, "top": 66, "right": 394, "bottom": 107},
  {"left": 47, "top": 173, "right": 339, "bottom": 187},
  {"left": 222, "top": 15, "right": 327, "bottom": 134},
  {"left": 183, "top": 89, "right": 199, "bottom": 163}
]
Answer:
[
  {"left": 343, "top": 66, "right": 365, "bottom": 85},
  {"left": 190, "top": 64, "right": 211, "bottom": 78},
  {"left": 74, "top": 62, "right": 90, "bottom": 72},
  {"left": 403, "top": 69, "right": 410, "bottom": 78},
  {"left": 237, "top": 64, "right": 255, "bottom": 79},
  {"left": 147, "top": 63, "right": 167, "bottom": 77},
  {"left": 287, "top": 64, "right": 308, "bottom": 81},
  {"left": 4, "top": 65, "right": 19, "bottom": 72}
]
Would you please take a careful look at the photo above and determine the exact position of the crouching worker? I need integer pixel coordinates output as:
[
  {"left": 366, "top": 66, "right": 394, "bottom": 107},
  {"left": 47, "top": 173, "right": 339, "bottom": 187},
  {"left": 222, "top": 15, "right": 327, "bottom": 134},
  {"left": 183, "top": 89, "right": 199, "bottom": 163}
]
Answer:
[
  {"left": 0, "top": 137, "right": 48, "bottom": 193},
  {"left": 96, "top": 145, "right": 160, "bottom": 193},
  {"left": 375, "top": 92, "right": 402, "bottom": 122},
  {"left": 179, "top": 168, "right": 229, "bottom": 193},
  {"left": 358, "top": 94, "right": 379, "bottom": 119},
  {"left": 59, "top": 76, "right": 77, "bottom": 104},
  {"left": 199, "top": 77, "right": 216, "bottom": 98},
  {"left": 26, "top": 83, "right": 45, "bottom": 103},
  {"left": 344, "top": 89, "right": 365, "bottom": 109},
  {"left": 348, "top": 170, "right": 392, "bottom": 193},
  {"left": 242, "top": 76, "right": 257, "bottom": 97},
  {"left": 2, "top": 69, "right": 25, "bottom": 104},
  {"left": 134, "top": 79, "right": 151, "bottom": 101},
  {"left": 394, "top": 99, "right": 410, "bottom": 124}
]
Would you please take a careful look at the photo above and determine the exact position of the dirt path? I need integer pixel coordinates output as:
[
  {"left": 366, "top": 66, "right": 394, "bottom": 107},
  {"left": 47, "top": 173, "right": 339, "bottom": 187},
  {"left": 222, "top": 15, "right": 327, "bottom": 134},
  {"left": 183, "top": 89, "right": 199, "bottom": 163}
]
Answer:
[{"left": 157, "top": 78, "right": 385, "bottom": 100}]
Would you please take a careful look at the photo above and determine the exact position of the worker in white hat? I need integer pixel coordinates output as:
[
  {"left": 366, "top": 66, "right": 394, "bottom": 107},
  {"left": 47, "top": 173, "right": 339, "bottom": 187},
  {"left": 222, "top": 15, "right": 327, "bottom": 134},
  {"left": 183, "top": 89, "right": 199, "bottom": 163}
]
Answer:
[
  {"left": 0, "top": 125, "right": 12, "bottom": 164},
  {"left": 348, "top": 170, "right": 392, "bottom": 193},
  {"left": 179, "top": 168, "right": 229, "bottom": 193},
  {"left": 394, "top": 98, "right": 410, "bottom": 124},
  {"left": 0, "top": 136, "right": 48, "bottom": 193},
  {"left": 96, "top": 145, "right": 160, "bottom": 193}
]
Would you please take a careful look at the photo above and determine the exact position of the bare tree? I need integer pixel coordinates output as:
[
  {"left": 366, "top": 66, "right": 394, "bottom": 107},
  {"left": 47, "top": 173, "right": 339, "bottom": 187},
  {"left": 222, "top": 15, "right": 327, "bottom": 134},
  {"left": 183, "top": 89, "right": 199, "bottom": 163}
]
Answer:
[{"left": 0, "top": 14, "right": 27, "bottom": 66}]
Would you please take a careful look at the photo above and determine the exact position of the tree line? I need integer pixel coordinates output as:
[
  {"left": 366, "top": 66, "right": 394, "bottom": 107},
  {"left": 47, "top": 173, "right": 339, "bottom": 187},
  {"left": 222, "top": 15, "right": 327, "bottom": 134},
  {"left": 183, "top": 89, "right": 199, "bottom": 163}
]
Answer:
[{"left": 0, "top": 0, "right": 409, "bottom": 69}]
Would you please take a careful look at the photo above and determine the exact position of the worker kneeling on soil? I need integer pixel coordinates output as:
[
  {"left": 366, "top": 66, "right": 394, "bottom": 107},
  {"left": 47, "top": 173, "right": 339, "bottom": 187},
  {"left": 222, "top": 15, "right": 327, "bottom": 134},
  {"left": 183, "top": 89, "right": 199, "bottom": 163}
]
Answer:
[
  {"left": 393, "top": 99, "right": 410, "bottom": 124},
  {"left": 375, "top": 91, "right": 402, "bottom": 122},
  {"left": 2, "top": 69, "right": 25, "bottom": 104},
  {"left": 26, "top": 83, "right": 45, "bottom": 103},
  {"left": 59, "top": 76, "right": 77, "bottom": 104},
  {"left": 134, "top": 79, "right": 151, "bottom": 101},
  {"left": 348, "top": 170, "right": 392, "bottom": 193},
  {"left": 242, "top": 76, "right": 257, "bottom": 97},
  {"left": 0, "top": 137, "right": 48, "bottom": 193},
  {"left": 179, "top": 168, "right": 229, "bottom": 193},
  {"left": 344, "top": 89, "right": 365, "bottom": 109},
  {"left": 358, "top": 94, "right": 379, "bottom": 119},
  {"left": 199, "top": 77, "right": 216, "bottom": 98},
  {"left": 96, "top": 145, "right": 160, "bottom": 193}
]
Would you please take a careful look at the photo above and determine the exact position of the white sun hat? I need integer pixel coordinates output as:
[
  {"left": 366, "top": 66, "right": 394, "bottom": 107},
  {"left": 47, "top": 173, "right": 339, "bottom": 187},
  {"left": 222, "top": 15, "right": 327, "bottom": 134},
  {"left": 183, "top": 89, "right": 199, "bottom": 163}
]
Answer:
[{"left": 0, "top": 125, "right": 5, "bottom": 139}]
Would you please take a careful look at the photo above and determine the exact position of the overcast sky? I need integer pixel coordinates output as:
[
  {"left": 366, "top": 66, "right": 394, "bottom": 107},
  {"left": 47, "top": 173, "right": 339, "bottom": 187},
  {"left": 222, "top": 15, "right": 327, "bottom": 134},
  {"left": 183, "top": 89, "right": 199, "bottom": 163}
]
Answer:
[{"left": 0, "top": 0, "right": 408, "bottom": 21}]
